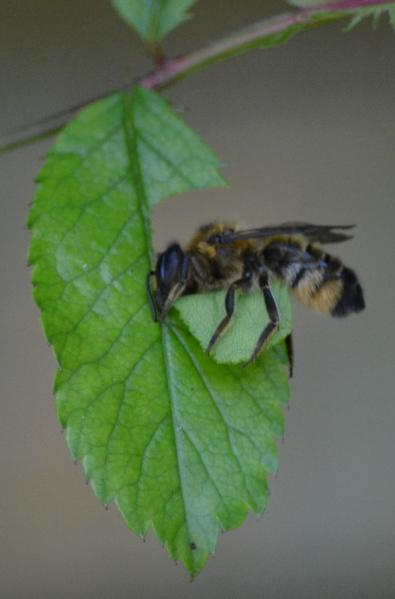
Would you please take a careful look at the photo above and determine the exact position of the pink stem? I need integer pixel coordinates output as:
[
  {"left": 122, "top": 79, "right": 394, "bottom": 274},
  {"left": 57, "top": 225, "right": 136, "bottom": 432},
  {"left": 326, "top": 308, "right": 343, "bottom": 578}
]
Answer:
[{"left": 139, "top": 0, "right": 393, "bottom": 89}]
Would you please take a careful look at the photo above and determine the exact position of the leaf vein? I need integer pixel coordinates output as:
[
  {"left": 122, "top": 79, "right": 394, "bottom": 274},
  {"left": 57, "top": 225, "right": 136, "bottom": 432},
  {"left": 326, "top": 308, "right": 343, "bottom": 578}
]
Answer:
[
  {"left": 56, "top": 253, "right": 147, "bottom": 361},
  {"left": 170, "top": 326, "right": 256, "bottom": 507},
  {"left": 135, "top": 129, "right": 197, "bottom": 188}
]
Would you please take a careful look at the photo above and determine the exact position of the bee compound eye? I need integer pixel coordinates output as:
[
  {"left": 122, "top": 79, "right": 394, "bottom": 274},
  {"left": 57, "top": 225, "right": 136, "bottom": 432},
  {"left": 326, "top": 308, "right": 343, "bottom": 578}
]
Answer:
[{"left": 157, "top": 244, "right": 184, "bottom": 288}]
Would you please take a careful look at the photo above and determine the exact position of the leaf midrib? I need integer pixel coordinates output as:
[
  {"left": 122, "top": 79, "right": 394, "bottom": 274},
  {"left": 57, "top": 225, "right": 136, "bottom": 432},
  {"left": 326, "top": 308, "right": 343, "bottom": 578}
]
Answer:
[{"left": 121, "top": 89, "right": 195, "bottom": 560}]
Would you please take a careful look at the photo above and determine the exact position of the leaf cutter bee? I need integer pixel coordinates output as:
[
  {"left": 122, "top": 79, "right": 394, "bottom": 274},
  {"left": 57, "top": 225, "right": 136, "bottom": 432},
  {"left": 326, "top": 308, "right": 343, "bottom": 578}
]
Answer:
[{"left": 146, "top": 222, "right": 365, "bottom": 372}]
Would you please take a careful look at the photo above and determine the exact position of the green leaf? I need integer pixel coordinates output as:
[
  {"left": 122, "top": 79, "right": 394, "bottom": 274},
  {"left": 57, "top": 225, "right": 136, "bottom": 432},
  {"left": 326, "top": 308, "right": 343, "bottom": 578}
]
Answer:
[
  {"left": 112, "top": 0, "right": 197, "bottom": 43},
  {"left": 389, "top": 5, "right": 395, "bottom": 30},
  {"left": 287, "top": 0, "right": 395, "bottom": 32},
  {"left": 345, "top": 3, "right": 395, "bottom": 30},
  {"left": 176, "top": 281, "right": 292, "bottom": 364},
  {"left": 28, "top": 86, "right": 290, "bottom": 576}
]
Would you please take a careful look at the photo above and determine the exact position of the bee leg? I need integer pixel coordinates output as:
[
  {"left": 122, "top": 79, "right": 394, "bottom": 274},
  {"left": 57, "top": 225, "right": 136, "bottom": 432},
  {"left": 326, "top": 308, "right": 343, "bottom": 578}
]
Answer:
[
  {"left": 248, "top": 272, "right": 279, "bottom": 363},
  {"left": 206, "top": 280, "right": 242, "bottom": 353},
  {"left": 285, "top": 333, "right": 294, "bottom": 378},
  {"left": 206, "top": 273, "right": 252, "bottom": 353},
  {"left": 146, "top": 271, "right": 158, "bottom": 322}
]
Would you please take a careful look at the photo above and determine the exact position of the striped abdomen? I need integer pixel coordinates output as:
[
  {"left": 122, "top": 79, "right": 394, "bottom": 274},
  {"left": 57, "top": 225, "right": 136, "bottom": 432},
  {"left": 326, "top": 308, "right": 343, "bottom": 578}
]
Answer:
[{"left": 262, "top": 240, "right": 365, "bottom": 317}]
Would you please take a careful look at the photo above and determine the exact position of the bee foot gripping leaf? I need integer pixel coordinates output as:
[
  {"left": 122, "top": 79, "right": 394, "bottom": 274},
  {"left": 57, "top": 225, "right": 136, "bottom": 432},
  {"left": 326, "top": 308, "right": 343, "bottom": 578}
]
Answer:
[{"left": 176, "top": 282, "right": 292, "bottom": 364}]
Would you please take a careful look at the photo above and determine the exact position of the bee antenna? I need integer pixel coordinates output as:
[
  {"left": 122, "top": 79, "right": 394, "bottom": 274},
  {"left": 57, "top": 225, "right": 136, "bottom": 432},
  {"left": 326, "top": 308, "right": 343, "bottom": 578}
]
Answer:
[{"left": 146, "top": 271, "right": 158, "bottom": 321}]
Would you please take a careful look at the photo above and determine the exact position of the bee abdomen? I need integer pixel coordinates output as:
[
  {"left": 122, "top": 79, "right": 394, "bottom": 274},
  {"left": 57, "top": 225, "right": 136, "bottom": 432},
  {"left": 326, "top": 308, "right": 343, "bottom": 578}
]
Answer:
[
  {"left": 263, "top": 241, "right": 365, "bottom": 317},
  {"left": 293, "top": 264, "right": 365, "bottom": 316},
  {"left": 292, "top": 268, "right": 340, "bottom": 314},
  {"left": 331, "top": 266, "right": 365, "bottom": 317}
]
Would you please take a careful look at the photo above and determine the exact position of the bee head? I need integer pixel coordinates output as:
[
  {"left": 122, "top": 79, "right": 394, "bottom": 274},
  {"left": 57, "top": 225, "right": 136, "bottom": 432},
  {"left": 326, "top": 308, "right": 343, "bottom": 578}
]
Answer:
[{"left": 154, "top": 243, "right": 187, "bottom": 320}]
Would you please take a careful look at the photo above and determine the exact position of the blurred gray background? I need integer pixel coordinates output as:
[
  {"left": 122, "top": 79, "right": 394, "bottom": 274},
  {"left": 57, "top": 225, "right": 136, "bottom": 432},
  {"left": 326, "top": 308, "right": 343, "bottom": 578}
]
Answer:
[{"left": 1, "top": 1, "right": 394, "bottom": 597}]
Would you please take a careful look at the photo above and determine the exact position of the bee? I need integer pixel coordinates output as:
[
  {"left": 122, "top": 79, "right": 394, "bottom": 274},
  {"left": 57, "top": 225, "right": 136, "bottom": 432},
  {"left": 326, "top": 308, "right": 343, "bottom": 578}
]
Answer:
[{"left": 146, "top": 222, "right": 365, "bottom": 373}]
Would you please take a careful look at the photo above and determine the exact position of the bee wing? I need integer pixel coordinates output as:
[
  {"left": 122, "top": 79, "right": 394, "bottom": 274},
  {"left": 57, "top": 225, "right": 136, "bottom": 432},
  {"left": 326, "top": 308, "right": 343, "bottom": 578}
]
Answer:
[
  {"left": 281, "top": 222, "right": 356, "bottom": 244},
  {"left": 218, "top": 223, "right": 355, "bottom": 244}
]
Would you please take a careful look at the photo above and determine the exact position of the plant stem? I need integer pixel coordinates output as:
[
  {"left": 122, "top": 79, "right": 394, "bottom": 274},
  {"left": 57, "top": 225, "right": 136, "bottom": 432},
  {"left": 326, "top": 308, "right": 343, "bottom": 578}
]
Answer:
[
  {"left": 1, "top": 0, "right": 393, "bottom": 155},
  {"left": 139, "top": 0, "right": 392, "bottom": 90},
  {"left": 146, "top": 41, "right": 167, "bottom": 68}
]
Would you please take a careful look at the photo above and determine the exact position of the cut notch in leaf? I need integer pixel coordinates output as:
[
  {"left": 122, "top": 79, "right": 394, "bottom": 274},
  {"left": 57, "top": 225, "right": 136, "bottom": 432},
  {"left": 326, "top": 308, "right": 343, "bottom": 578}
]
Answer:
[{"left": 28, "top": 85, "right": 290, "bottom": 576}]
